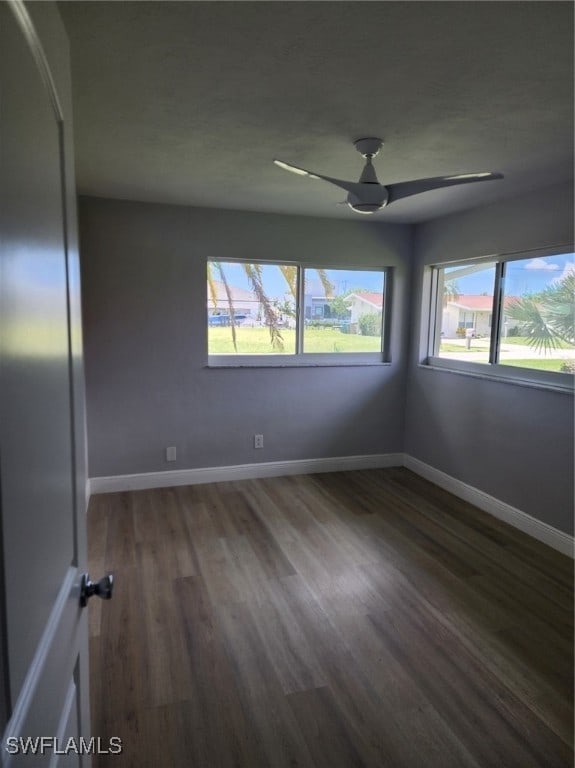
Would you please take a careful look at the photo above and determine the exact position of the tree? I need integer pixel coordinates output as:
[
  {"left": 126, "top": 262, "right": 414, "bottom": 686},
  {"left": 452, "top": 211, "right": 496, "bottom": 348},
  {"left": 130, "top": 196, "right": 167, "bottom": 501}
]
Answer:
[
  {"left": 207, "top": 262, "right": 333, "bottom": 351},
  {"left": 329, "top": 294, "right": 352, "bottom": 320},
  {"left": 506, "top": 273, "right": 575, "bottom": 353},
  {"left": 208, "top": 261, "right": 239, "bottom": 350},
  {"left": 273, "top": 297, "right": 296, "bottom": 322},
  {"left": 442, "top": 279, "right": 460, "bottom": 306}
]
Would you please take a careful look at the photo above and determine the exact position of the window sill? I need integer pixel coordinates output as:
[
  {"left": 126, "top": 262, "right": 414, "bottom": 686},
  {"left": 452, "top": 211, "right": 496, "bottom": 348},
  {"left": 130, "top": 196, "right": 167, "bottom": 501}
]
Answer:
[
  {"left": 207, "top": 353, "right": 391, "bottom": 368},
  {"left": 422, "top": 357, "right": 574, "bottom": 394}
]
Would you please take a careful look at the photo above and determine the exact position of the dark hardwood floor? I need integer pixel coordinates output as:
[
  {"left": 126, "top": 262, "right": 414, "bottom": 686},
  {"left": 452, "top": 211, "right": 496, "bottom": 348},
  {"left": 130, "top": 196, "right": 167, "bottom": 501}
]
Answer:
[{"left": 87, "top": 468, "right": 574, "bottom": 768}]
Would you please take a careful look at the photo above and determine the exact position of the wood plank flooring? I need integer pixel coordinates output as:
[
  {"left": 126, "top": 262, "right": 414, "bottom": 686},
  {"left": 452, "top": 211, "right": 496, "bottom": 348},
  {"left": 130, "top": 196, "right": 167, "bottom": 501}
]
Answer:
[{"left": 87, "top": 468, "right": 574, "bottom": 768}]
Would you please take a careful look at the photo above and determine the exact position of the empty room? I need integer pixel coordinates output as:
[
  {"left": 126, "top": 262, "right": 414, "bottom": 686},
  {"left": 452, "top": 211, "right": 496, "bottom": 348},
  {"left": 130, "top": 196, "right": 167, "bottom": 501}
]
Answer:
[{"left": 0, "top": 1, "right": 573, "bottom": 767}]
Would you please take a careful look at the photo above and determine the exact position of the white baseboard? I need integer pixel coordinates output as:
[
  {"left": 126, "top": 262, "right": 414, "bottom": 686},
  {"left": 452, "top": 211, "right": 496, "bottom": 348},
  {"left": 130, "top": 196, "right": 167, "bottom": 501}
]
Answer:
[
  {"left": 89, "top": 452, "right": 404, "bottom": 495},
  {"left": 404, "top": 455, "right": 574, "bottom": 558},
  {"left": 88, "top": 451, "right": 573, "bottom": 558}
]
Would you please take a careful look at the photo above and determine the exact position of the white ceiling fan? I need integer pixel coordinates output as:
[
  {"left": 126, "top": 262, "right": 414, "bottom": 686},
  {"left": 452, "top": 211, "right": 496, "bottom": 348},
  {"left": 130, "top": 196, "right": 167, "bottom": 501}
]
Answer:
[{"left": 274, "top": 137, "right": 503, "bottom": 215}]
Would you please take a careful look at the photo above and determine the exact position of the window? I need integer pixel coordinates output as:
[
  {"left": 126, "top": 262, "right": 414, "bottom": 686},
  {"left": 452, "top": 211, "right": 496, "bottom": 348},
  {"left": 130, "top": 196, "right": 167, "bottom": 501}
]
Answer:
[
  {"left": 434, "top": 261, "right": 496, "bottom": 365},
  {"left": 427, "top": 248, "right": 575, "bottom": 389},
  {"left": 207, "top": 260, "right": 388, "bottom": 364}
]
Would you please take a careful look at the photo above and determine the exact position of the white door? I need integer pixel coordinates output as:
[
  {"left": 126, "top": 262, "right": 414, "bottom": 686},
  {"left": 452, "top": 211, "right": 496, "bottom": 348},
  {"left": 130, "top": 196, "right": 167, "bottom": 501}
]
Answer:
[{"left": 1, "top": 2, "right": 93, "bottom": 765}]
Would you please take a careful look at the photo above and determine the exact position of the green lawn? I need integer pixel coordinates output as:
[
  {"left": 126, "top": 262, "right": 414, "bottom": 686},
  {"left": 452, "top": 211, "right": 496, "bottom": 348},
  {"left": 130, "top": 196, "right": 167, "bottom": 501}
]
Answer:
[
  {"left": 500, "top": 359, "right": 572, "bottom": 372},
  {"left": 208, "top": 326, "right": 381, "bottom": 354},
  {"left": 501, "top": 336, "right": 573, "bottom": 349},
  {"left": 437, "top": 341, "right": 573, "bottom": 372},
  {"left": 439, "top": 343, "right": 485, "bottom": 353}
]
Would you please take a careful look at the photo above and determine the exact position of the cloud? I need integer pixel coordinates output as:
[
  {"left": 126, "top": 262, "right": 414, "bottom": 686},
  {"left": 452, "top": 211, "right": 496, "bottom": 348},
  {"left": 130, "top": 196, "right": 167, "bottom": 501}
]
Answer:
[
  {"left": 524, "top": 257, "right": 560, "bottom": 271},
  {"left": 551, "top": 261, "right": 575, "bottom": 284}
]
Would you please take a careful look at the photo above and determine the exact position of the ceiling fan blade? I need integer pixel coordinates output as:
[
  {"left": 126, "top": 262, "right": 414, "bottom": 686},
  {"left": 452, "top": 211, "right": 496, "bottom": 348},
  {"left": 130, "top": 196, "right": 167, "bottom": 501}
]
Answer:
[
  {"left": 386, "top": 172, "right": 503, "bottom": 204},
  {"left": 273, "top": 159, "right": 364, "bottom": 195}
]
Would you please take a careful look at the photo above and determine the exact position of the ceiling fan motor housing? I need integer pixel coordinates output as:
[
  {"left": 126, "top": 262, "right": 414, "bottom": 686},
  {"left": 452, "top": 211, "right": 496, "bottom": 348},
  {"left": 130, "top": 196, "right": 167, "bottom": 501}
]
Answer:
[
  {"left": 347, "top": 179, "right": 389, "bottom": 214},
  {"left": 349, "top": 138, "right": 388, "bottom": 213},
  {"left": 347, "top": 202, "right": 387, "bottom": 215}
]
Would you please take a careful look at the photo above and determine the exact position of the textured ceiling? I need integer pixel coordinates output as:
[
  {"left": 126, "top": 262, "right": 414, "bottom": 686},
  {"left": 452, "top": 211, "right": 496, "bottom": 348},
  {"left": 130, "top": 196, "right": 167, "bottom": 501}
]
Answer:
[{"left": 59, "top": 1, "right": 573, "bottom": 223}]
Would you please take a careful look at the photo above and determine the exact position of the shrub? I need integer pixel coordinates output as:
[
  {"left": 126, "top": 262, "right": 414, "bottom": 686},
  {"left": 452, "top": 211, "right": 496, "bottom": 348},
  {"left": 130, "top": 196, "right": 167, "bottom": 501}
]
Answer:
[
  {"left": 358, "top": 312, "right": 382, "bottom": 337},
  {"left": 560, "top": 360, "right": 575, "bottom": 374}
]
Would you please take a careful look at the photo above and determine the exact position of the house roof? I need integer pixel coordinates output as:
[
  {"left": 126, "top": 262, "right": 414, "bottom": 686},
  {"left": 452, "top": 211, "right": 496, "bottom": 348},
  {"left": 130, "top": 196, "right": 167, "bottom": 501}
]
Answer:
[
  {"left": 208, "top": 280, "right": 258, "bottom": 305},
  {"left": 448, "top": 295, "right": 517, "bottom": 311},
  {"left": 348, "top": 291, "right": 384, "bottom": 309}
]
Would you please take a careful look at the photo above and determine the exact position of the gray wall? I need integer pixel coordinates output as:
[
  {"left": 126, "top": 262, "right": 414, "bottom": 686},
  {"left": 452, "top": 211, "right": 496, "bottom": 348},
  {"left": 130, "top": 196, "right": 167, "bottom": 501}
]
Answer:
[
  {"left": 405, "top": 181, "right": 574, "bottom": 535},
  {"left": 80, "top": 185, "right": 574, "bottom": 536},
  {"left": 80, "top": 197, "right": 412, "bottom": 477}
]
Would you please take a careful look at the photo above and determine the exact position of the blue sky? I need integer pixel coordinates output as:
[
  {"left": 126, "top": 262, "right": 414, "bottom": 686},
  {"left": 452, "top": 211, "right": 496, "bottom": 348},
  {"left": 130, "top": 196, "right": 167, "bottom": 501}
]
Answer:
[
  {"left": 446, "top": 252, "right": 575, "bottom": 297},
  {"left": 217, "top": 253, "right": 575, "bottom": 301},
  {"left": 218, "top": 262, "right": 385, "bottom": 299},
  {"left": 505, "top": 254, "right": 575, "bottom": 296}
]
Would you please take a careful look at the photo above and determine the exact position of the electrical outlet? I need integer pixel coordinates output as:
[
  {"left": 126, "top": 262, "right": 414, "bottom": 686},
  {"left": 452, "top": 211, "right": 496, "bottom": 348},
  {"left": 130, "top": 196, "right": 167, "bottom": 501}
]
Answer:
[
  {"left": 166, "top": 446, "right": 177, "bottom": 462},
  {"left": 254, "top": 434, "right": 264, "bottom": 449}
]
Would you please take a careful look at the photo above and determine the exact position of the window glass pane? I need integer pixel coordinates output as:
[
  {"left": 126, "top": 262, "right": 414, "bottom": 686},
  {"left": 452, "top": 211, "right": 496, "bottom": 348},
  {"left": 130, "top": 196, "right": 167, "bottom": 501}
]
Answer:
[
  {"left": 207, "top": 261, "right": 296, "bottom": 354},
  {"left": 303, "top": 268, "right": 385, "bottom": 353},
  {"left": 499, "top": 253, "right": 575, "bottom": 374},
  {"left": 435, "top": 262, "right": 496, "bottom": 364}
]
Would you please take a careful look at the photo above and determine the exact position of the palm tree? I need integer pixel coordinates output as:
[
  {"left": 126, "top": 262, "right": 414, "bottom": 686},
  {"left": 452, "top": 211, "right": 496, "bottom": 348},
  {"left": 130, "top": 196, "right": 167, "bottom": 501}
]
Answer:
[
  {"left": 442, "top": 279, "right": 460, "bottom": 306},
  {"left": 207, "top": 262, "right": 333, "bottom": 352},
  {"left": 208, "top": 261, "right": 239, "bottom": 350},
  {"left": 506, "top": 273, "right": 575, "bottom": 353},
  {"left": 242, "top": 263, "right": 285, "bottom": 351}
]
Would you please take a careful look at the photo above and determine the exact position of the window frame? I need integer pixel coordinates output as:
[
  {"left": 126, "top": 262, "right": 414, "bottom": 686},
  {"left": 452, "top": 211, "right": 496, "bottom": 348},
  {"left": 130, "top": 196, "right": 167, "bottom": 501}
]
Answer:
[
  {"left": 424, "top": 244, "right": 575, "bottom": 393},
  {"left": 207, "top": 258, "right": 392, "bottom": 367}
]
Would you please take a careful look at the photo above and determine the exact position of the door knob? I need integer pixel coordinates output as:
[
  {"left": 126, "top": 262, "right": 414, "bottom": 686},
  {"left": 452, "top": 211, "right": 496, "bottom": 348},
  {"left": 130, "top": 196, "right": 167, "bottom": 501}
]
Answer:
[{"left": 80, "top": 573, "right": 114, "bottom": 607}]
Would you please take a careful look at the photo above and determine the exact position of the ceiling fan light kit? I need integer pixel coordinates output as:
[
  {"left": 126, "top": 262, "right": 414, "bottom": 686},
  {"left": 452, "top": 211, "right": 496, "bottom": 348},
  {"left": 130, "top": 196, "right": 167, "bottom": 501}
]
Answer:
[{"left": 273, "top": 137, "right": 503, "bottom": 216}]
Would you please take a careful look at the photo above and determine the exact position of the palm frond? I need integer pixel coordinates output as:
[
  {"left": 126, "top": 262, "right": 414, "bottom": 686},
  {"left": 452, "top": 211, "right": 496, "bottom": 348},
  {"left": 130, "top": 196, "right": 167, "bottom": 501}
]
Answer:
[
  {"left": 442, "top": 279, "right": 460, "bottom": 307},
  {"left": 506, "top": 297, "right": 561, "bottom": 353},
  {"left": 243, "top": 263, "right": 284, "bottom": 351},
  {"left": 207, "top": 262, "right": 218, "bottom": 309},
  {"left": 279, "top": 265, "right": 298, "bottom": 300},
  {"left": 317, "top": 269, "right": 335, "bottom": 298},
  {"left": 213, "top": 261, "right": 238, "bottom": 352},
  {"left": 537, "top": 274, "right": 575, "bottom": 344},
  {"left": 506, "top": 273, "right": 575, "bottom": 353}
]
